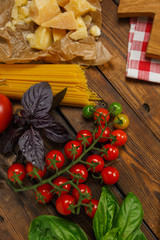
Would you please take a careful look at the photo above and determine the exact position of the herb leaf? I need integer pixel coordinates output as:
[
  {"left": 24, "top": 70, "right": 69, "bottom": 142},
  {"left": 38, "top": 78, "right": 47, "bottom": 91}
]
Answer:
[
  {"left": 51, "top": 87, "right": 67, "bottom": 110},
  {"left": 21, "top": 82, "right": 53, "bottom": 118},
  {"left": 101, "top": 228, "right": 120, "bottom": 240},
  {"left": 18, "top": 127, "right": 45, "bottom": 169},
  {"left": 126, "top": 228, "right": 147, "bottom": 240},
  {"left": 44, "top": 122, "right": 71, "bottom": 143},
  {"left": 115, "top": 192, "right": 144, "bottom": 240},
  {"left": 28, "top": 215, "right": 89, "bottom": 240},
  {"left": 93, "top": 186, "right": 120, "bottom": 240},
  {"left": 29, "top": 114, "right": 54, "bottom": 129}
]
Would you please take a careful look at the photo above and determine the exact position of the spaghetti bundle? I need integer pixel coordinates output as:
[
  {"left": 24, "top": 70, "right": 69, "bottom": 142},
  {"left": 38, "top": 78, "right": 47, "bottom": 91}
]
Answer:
[{"left": 0, "top": 64, "right": 100, "bottom": 107}]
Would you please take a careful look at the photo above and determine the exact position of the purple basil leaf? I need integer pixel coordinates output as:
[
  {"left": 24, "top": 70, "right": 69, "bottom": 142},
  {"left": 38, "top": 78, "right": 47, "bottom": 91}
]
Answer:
[
  {"left": 21, "top": 82, "right": 53, "bottom": 118},
  {"left": 51, "top": 87, "right": 67, "bottom": 110},
  {"left": 44, "top": 122, "right": 71, "bottom": 143},
  {"left": 13, "top": 114, "right": 26, "bottom": 127},
  {"left": 29, "top": 114, "right": 54, "bottom": 129},
  {"left": 0, "top": 126, "right": 16, "bottom": 153},
  {"left": 18, "top": 128, "right": 45, "bottom": 169}
]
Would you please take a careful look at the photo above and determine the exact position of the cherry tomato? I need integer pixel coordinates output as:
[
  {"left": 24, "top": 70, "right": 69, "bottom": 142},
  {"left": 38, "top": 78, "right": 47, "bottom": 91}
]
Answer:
[
  {"left": 93, "top": 108, "right": 110, "bottom": 125},
  {"left": 85, "top": 199, "right": 99, "bottom": 218},
  {"left": 35, "top": 183, "right": 53, "bottom": 203},
  {"left": 108, "top": 102, "right": 122, "bottom": 117},
  {"left": 101, "top": 143, "right": 119, "bottom": 161},
  {"left": 7, "top": 163, "right": 26, "bottom": 183},
  {"left": 110, "top": 130, "right": 127, "bottom": 146},
  {"left": 95, "top": 125, "right": 111, "bottom": 143},
  {"left": 86, "top": 155, "right": 104, "bottom": 173},
  {"left": 45, "top": 150, "right": 65, "bottom": 170},
  {"left": 56, "top": 194, "right": 75, "bottom": 215},
  {"left": 82, "top": 105, "right": 95, "bottom": 119},
  {"left": 76, "top": 130, "right": 93, "bottom": 147},
  {"left": 0, "top": 93, "right": 12, "bottom": 133},
  {"left": 72, "top": 184, "right": 92, "bottom": 204},
  {"left": 52, "top": 176, "right": 71, "bottom": 195},
  {"left": 64, "top": 140, "right": 83, "bottom": 160},
  {"left": 69, "top": 164, "right": 88, "bottom": 183},
  {"left": 114, "top": 114, "right": 129, "bottom": 129},
  {"left": 26, "top": 162, "right": 46, "bottom": 179},
  {"left": 101, "top": 167, "right": 119, "bottom": 185}
]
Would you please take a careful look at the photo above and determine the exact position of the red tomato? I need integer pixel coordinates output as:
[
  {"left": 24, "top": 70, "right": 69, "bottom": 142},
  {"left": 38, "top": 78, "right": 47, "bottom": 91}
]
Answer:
[
  {"left": 72, "top": 184, "right": 92, "bottom": 204},
  {"left": 76, "top": 130, "right": 93, "bottom": 147},
  {"left": 52, "top": 176, "right": 71, "bottom": 195},
  {"left": 45, "top": 150, "right": 65, "bottom": 170},
  {"left": 69, "top": 164, "right": 88, "bottom": 183},
  {"left": 101, "top": 167, "right": 119, "bottom": 185},
  {"left": 0, "top": 93, "right": 12, "bottom": 133},
  {"left": 110, "top": 130, "right": 127, "bottom": 146},
  {"left": 86, "top": 155, "right": 104, "bottom": 173},
  {"left": 7, "top": 163, "right": 26, "bottom": 183},
  {"left": 85, "top": 199, "right": 99, "bottom": 218},
  {"left": 26, "top": 162, "right": 46, "bottom": 179},
  {"left": 56, "top": 194, "right": 75, "bottom": 215},
  {"left": 35, "top": 184, "right": 53, "bottom": 203},
  {"left": 64, "top": 140, "right": 83, "bottom": 160},
  {"left": 101, "top": 144, "right": 119, "bottom": 161},
  {"left": 95, "top": 126, "right": 111, "bottom": 143},
  {"left": 93, "top": 108, "right": 110, "bottom": 125}
]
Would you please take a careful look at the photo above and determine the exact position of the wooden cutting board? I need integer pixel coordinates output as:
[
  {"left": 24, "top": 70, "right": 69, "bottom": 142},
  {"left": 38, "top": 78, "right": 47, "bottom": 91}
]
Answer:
[{"left": 118, "top": 0, "right": 160, "bottom": 59}]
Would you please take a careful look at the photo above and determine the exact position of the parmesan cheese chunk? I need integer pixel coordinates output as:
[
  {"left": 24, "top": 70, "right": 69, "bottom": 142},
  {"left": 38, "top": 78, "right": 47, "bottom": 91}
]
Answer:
[
  {"left": 15, "top": 0, "right": 28, "bottom": 7},
  {"left": 64, "top": 0, "right": 96, "bottom": 16},
  {"left": 30, "top": 0, "right": 61, "bottom": 25},
  {"left": 53, "top": 29, "right": 66, "bottom": 41},
  {"left": 57, "top": 0, "right": 69, "bottom": 7},
  {"left": 90, "top": 25, "right": 101, "bottom": 37},
  {"left": 69, "top": 16, "right": 87, "bottom": 40},
  {"left": 26, "top": 26, "right": 53, "bottom": 50},
  {"left": 42, "top": 11, "right": 78, "bottom": 30}
]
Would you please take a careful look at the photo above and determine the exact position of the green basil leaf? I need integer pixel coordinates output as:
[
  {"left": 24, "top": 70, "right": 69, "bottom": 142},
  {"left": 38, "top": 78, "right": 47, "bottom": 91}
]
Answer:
[
  {"left": 126, "top": 228, "right": 147, "bottom": 240},
  {"left": 115, "top": 192, "right": 144, "bottom": 240},
  {"left": 93, "top": 186, "right": 120, "bottom": 240},
  {"left": 101, "top": 228, "right": 120, "bottom": 240},
  {"left": 28, "top": 215, "right": 88, "bottom": 240}
]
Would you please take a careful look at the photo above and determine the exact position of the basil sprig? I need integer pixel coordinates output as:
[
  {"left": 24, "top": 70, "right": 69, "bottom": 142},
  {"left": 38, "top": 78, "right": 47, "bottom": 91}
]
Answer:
[
  {"left": 28, "top": 187, "right": 147, "bottom": 240},
  {"left": 93, "top": 186, "right": 147, "bottom": 240}
]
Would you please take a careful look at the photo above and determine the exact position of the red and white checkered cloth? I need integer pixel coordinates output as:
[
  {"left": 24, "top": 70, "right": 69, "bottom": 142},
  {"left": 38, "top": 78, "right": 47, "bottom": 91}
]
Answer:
[{"left": 126, "top": 17, "right": 160, "bottom": 83}]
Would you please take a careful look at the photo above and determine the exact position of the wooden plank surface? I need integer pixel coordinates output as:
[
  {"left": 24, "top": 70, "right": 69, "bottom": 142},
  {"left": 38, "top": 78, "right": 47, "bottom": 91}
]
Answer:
[
  {"left": 61, "top": 67, "right": 160, "bottom": 239},
  {"left": 118, "top": 0, "right": 160, "bottom": 59},
  {"left": 0, "top": 0, "right": 160, "bottom": 240}
]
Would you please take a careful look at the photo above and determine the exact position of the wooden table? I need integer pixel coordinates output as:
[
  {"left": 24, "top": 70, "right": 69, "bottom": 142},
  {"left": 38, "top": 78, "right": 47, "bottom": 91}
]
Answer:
[{"left": 0, "top": 0, "right": 160, "bottom": 239}]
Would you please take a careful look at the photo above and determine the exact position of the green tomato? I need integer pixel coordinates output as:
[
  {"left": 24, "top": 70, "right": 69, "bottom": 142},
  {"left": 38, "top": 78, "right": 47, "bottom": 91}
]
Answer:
[
  {"left": 108, "top": 102, "right": 122, "bottom": 117},
  {"left": 82, "top": 105, "right": 95, "bottom": 119}
]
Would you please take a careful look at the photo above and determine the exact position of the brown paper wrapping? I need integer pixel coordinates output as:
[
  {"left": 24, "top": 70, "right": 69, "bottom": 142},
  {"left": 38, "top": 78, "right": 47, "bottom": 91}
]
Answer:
[{"left": 0, "top": 0, "right": 111, "bottom": 65}]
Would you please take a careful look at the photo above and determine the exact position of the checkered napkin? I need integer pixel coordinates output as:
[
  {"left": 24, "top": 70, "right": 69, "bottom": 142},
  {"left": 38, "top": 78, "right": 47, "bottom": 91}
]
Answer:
[{"left": 126, "top": 17, "right": 160, "bottom": 83}]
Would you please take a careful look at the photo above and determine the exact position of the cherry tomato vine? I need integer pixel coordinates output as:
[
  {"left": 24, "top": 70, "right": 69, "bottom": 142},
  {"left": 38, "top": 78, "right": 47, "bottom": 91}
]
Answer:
[{"left": 7, "top": 103, "right": 129, "bottom": 217}]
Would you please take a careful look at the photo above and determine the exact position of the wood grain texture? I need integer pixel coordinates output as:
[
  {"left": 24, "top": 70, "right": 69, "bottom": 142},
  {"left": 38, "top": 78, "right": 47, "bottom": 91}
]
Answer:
[
  {"left": 0, "top": 0, "right": 160, "bottom": 239},
  {"left": 60, "top": 66, "right": 160, "bottom": 239},
  {"left": 118, "top": 0, "right": 160, "bottom": 59},
  {"left": 99, "top": 0, "right": 160, "bottom": 139}
]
